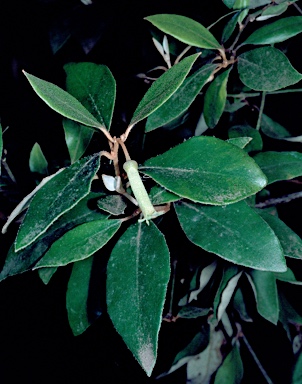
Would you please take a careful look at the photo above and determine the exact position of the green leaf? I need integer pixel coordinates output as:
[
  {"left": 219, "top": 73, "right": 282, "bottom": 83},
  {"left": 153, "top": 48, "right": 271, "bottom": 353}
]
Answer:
[
  {"left": 175, "top": 200, "right": 286, "bottom": 272},
  {"left": 275, "top": 268, "right": 302, "bottom": 285},
  {"left": 279, "top": 290, "right": 302, "bottom": 331},
  {"left": 141, "top": 136, "right": 267, "bottom": 205},
  {"left": 66, "top": 256, "right": 99, "bottom": 336},
  {"left": 63, "top": 119, "right": 94, "bottom": 164},
  {"left": 145, "top": 64, "right": 216, "bottom": 132},
  {"left": 130, "top": 53, "right": 200, "bottom": 127},
  {"left": 228, "top": 125, "right": 263, "bottom": 152},
  {"left": 15, "top": 153, "right": 100, "bottom": 251},
  {"left": 292, "top": 347, "right": 302, "bottom": 382},
  {"left": 260, "top": 114, "right": 291, "bottom": 140},
  {"left": 255, "top": 3, "right": 288, "bottom": 21},
  {"left": 243, "top": 16, "right": 302, "bottom": 45},
  {"left": 249, "top": 0, "right": 271, "bottom": 8},
  {"left": 238, "top": 47, "right": 302, "bottom": 91},
  {"left": 149, "top": 185, "right": 180, "bottom": 205},
  {"left": 204, "top": 68, "right": 231, "bottom": 128},
  {"left": 246, "top": 270, "right": 279, "bottom": 324},
  {"left": 0, "top": 193, "right": 107, "bottom": 280},
  {"left": 33, "top": 219, "right": 121, "bottom": 268},
  {"left": 144, "top": 14, "right": 222, "bottom": 50},
  {"left": 253, "top": 151, "right": 302, "bottom": 184},
  {"left": 64, "top": 62, "right": 116, "bottom": 129},
  {"left": 223, "top": 0, "right": 236, "bottom": 8},
  {"left": 233, "top": 288, "right": 253, "bottom": 322},
  {"left": 214, "top": 344, "right": 244, "bottom": 384},
  {"left": 23, "top": 71, "right": 104, "bottom": 130},
  {"left": 38, "top": 267, "right": 57, "bottom": 284},
  {"left": 222, "top": 12, "right": 240, "bottom": 43},
  {"left": 233, "top": 0, "right": 250, "bottom": 24},
  {"left": 107, "top": 221, "right": 170, "bottom": 376},
  {"left": 226, "top": 137, "right": 253, "bottom": 149},
  {"left": 257, "top": 210, "right": 302, "bottom": 259},
  {"left": 29, "top": 142, "right": 48, "bottom": 175},
  {"left": 97, "top": 195, "right": 127, "bottom": 216},
  {"left": 177, "top": 306, "right": 211, "bottom": 319}
]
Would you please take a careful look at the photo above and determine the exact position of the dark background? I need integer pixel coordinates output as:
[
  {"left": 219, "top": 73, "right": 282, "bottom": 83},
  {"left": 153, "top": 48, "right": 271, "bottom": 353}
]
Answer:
[{"left": 0, "top": 1, "right": 302, "bottom": 383}]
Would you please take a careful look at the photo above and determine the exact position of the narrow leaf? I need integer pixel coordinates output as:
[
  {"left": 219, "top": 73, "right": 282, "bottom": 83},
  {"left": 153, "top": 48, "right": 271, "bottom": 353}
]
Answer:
[
  {"left": 64, "top": 62, "right": 116, "bottom": 129},
  {"left": 214, "top": 344, "right": 244, "bottom": 384},
  {"left": 23, "top": 71, "right": 104, "bottom": 130},
  {"left": 256, "top": 3, "right": 288, "bottom": 21},
  {"left": 38, "top": 267, "right": 57, "bottom": 285},
  {"left": 15, "top": 153, "right": 100, "bottom": 251},
  {"left": 257, "top": 210, "right": 302, "bottom": 259},
  {"left": 175, "top": 200, "right": 286, "bottom": 272},
  {"left": 107, "top": 221, "right": 170, "bottom": 376},
  {"left": 29, "top": 142, "right": 48, "bottom": 175},
  {"left": 145, "top": 64, "right": 216, "bottom": 132},
  {"left": 243, "top": 16, "right": 302, "bottom": 45},
  {"left": 261, "top": 114, "right": 291, "bottom": 140},
  {"left": 141, "top": 136, "right": 267, "bottom": 205},
  {"left": 253, "top": 151, "right": 302, "bottom": 184},
  {"left": 246, "top": 270, "right": 279, "bottom": 324},
  {"left": 63, "top": 119, "right": 94, "bottom": 164},
  {"left": 33, "top": 219, "right": 121, "bottom": 268},
  {"left": 204, "top": 68, "right": 231, "bottom": 128},
  {"left": 217, "top": 272, "right": 242, "bottom": 321},
  {"left": 222, "top": 12, "right": 240, "bottom": 43},
  {"left": 238, "top": 47, "right": 302, "bottom": 91},
  {"left": 144, "top": 14, "right": 222, "bottom": 49},
  {"left": 130, "top": 53, "right": 200, "bottom": 127},
  {"left": 189, "top": 262, "right": 218, "bottom": 303}
]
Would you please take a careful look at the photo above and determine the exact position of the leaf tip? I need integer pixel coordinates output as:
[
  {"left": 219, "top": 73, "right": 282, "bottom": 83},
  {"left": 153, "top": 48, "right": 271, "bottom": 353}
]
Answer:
[{"left": 138, "top": 341, "right": 156, "bottom": 376}]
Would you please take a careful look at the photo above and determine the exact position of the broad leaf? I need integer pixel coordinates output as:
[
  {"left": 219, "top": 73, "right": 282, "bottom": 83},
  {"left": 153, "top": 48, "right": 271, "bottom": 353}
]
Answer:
[
  {"left": 253, "top": 151, "right": 302, "bottom": 184},
  {"left": 33, "top": 219, "right": 121, "bottom": 268},
  {"left": 64, "top": 62, "right": 116, "bottom": 129},
  {"left": 204, "top": 68, "right": 231, "bottom": 128},
  {"left": 228, "top": 125, "right": 263, "bottom": 152},
  {"left": 214, "top": 344, "right": 243, "bottom": 384},
  {"left": 23, "top": 71, "right": 104, "bottom": 130},
  {"left": 29, "top": 142, "right": 48, "bottom": 175},
  {"left": 144, "top": 14, "right": 221, "bottom": 49},
  {"left": 257, "top": 210, "right": 302, "bottom": 259},
  {"left": 243, "top": 16, "right": 302, "bottom": 45},
  {"left": 246, "top": 270, "right": 279, "bottom": 324},
  {"left": 107, "top": 221, "right": 170, "bottom": 376},
  {"left": 15, "top": 154, "right": 100, "bottom": 251},
  {"left": 66, "top": 257, "right": 99, "bottom": 336},
  {"left": 141, "top": 136, "right": 267, "bottom": 205},
  {"left": 238, "top": 47, "right": 302, "bottom": 91},
  {"left": 130, "top": 53, "right": 200, "bottom": 127},
  {"left": 63, "top": 119, "right": 94, "bottom": 164},
  {"left": 175, "top": 200, "right": 286, "bottom": 272},
  {"left": 149, "top": 185, "right": 180, "bottom": 205},
  {"left": 145, "top": 64, "right": 216, "bottom": 132},
  {"left": 260, "top": 114, "right": 291, "bottom": 139},
  {"left": 97, "top": 195, "right": 127, "bottom": 215},
  {"left": 0, "top": 193, "right": 107, "bottom": 280}
]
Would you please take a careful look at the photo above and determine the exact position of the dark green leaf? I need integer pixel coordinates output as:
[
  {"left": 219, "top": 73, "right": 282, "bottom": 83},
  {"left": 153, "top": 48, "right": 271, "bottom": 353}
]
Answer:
[
  {"left": 175, "top": 200, "right": 286, "bottom": 272},
  {"left": 145, "top": 64, "right": 216, "bottom": 132},
  {"left": 15, "top": 154, "right": 100, "bottom": 251},
  {"left": 23, "top": 71, "right": 104, "bottom": 130},
  {"left": 149, "top": 185, "right": 180, "bottom": 205},
  {"left": 64, "top": 62, "right": 116, "bottom": 129},
  {"left": 246, "top": 270, "right": 279, "bottom": 324},
  {"left": 29, "top": 142, "right": 48, "bottom": 175},
  {"left": 257, "top": 210, "right": 302, "bottom": 259},
  {"left": 130, "top": 53, "right": 200, "bottom": 127},
  {"left": 222, "top": 12, "right": 240, "bottom": 43},
  {"left": 107, "top": 221, "right": 170, "bottom": 376},
  {"left": 275, "top": 268, "right": 302, "bottom": 285},
  {"left": 66, "top": 257, "right": 99, "bottom": 336},
  {"left": 249, "top": 0, "right": 272, "bottom": 8},
  {"left": 226, "top": 137, "right": 253, "bottom": 149},
  {"left": 63, "top": 119, "right": 94, "bottom": 164},
  {"left": 243, "top": 16, "right": 302, "bottom": 45},
  {"left": 38, "top": 267, "right": 57, "bottom": 284},
  {"left": 204, "top": 68, "right": 231, "bottom": 128},
  {"left": 279, "top": 290, "right": 302, "bottom": 331},
  {"left": 33, "top": 219, "right": 121, "bottom": 268},
  {"left": 141, "top": 136, "right": 267, "bottom": 205},
  {"left": 233, "top": 288, "right": 253, "bottom": 322},
  {"left": 223, "top": 0, "right": 236, "bottom": 8},
  {"left": 97, "top": 195, "right": 127, "bottom": 216},
  {"left": 0, "top": 193, "right": 107, "bottom": 280},
  {"left": 238, "top": 47, "right": 302, "bottom": 91},
  {"left": 177, "top": 306, "right": 211, "bottom": 319},
  {"left": 144, "top": 14, "right": 222, "bottom": 49},
  {"left": 228, "top": 125, "right": 263, "bottom": 152},
  {"left": 260, "top": 114, "right": 291, "bottom": 140},
  {"left": 253, "top": 151, "right": 302, "bottom": 184},
  {"left": 214, "top": 344, "right": 244, "bottom": 384}
]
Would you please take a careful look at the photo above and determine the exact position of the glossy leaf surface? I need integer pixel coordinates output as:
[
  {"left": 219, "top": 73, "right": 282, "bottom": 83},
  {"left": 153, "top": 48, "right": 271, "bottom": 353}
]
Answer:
[
  {"left": 238, "top": 47, "right": 302, "bottom": 91},
  {"left": 145, "top": 64, "right": 216, "bottom": 132},
  {"left": 34, "top": 219, "right": 121, "bottom": 268},
  {"left": 175, "top": 200, "right": 286, "bottom": 271},
  {"left": 64, "top": 62, "right": 116, "bottom": 129},
  {"left": 253, "top": 151, "right": 302, "bottom": 184},
  {"left": 141, "top": 136, "right": 267, "bottom": 205},
  {"left": 15, "top": 154, "right": 100, "bottom": 251},
  {"left": 214, "top": 344, "right": 243, "bottom": 384},
  {"left": 246, "top": 270, "right": 279, "bottom": 324},
  {"left": 107, "top": 221, "right": 170, "bottom": 376},
  {"left": 204, "top": 68, "right": 231, "bottom": 128},
  {"left": 29, "top": 143, "right": 48, "bottom": 175},
  {"left": 144, "top": 14, "right": 221, "bottom": 49},
  {"left": 23, "top": 71, "right": 103, "bottom": 130},
  {"left": 130, "top": 53, "right": 200, "bottom": 127},
  {"left": 243, "top": 16, "right": 302, "bottom": 45}
]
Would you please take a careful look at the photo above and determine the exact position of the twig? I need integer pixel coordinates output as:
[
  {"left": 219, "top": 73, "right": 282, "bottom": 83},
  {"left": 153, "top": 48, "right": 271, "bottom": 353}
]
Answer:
[
  {"left": 255, "top": 191, "right": 302, "bottom": 208},
  {"left": 256, "top": 91, "right": 266, "bottom": 131},
  {"left": 207, "top": 10, "right": 239, "bottom": 30},
  {"left": 293, "top": 2, "right": 302, "bottom": 15},
  {"left": 174, "top": 45, "right": 192, "bottom": 65},
  {"left": 117, "top": 138, "right": 131, "bottom": 161}
]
